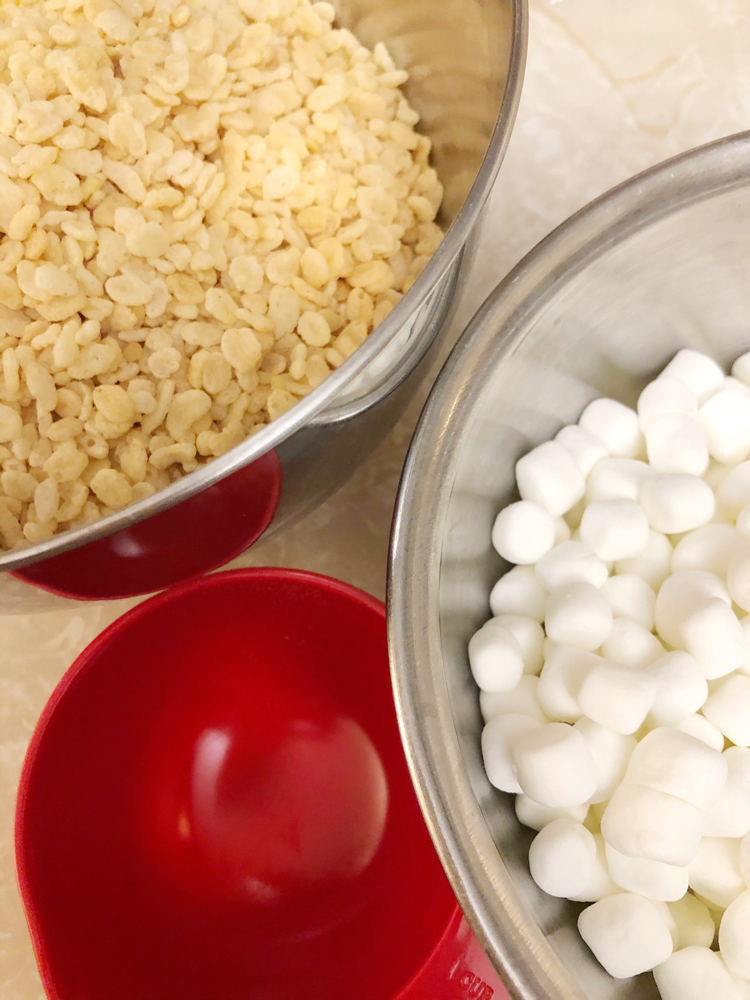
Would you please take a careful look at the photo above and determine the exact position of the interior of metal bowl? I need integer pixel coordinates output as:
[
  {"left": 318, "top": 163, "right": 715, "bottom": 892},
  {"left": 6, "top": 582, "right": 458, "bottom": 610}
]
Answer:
[{"left": 389, "top": 131, "right": 750, "bottom": 1000}]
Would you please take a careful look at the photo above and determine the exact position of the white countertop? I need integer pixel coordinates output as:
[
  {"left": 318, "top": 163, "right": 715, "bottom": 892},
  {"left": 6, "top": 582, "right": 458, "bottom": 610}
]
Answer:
[{"left": 3, "top": 1, "right": 750, "bottom": 994}]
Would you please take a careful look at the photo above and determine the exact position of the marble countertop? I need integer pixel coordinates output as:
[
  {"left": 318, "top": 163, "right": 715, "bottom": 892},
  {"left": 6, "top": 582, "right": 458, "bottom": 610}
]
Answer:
[{"left": 3, "top": 1, "right": 750, "bottom": 995}]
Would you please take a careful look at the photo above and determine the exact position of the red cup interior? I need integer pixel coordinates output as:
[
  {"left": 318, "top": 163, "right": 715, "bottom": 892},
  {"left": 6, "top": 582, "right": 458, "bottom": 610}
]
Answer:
[
  {"left": 13, "top": 452, "right": 282, "bottom": 601},
  {"left": 15, "top": 569, "right": 459, "bottom": 1000}
]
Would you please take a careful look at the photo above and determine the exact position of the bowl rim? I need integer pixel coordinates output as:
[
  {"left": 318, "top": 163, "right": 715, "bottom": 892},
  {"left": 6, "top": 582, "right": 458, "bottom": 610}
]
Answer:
[
  {"left": 387, "top": 129, "right": 750, "bottom": 1000},
  {"left": 0, "top": 0, "right": 528, "bottom": 573}
]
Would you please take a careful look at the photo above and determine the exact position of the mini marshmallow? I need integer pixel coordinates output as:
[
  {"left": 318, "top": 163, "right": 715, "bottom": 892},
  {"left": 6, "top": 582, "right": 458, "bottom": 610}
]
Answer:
[
  {"left": 573, "top": 718, "right": 637, "bottom": 803},
  {"left": 719, "top": 889, "right": 750, "bottom": 979},
  {"left": 615, "top": 528, "right": 673, "bottom": 591},
  {"left": 491, "top": 500, "right": 557, "bottom": 565},
  {"left": 727, "top": 547, "right": 750, "bottom": 613},
  {"left": 654, "top": 569, "right": 731, "bottom": 649},
  {"left": 490, "top": 566, "right": 547, "bottom": 622},
  {"left": 601, "top": 574, "right": 656, "bottom": 630},
  {"left": 600, "top": 783, "right": 704, "bottom": 866},
  {"left": 511, "top": 722, "right": 598, "bottom": 808},
  {"left": 569, "top": 832, "right": 620, "bottom": 902},
  {"left": 605, "top": 842, "right": 688, "bottom": 902},
  {"left": 737, "top": 503, "right": 750, "bottom": 541},
  {"left": 676, "top": 713, "right": 726, "bottom": 752},
  {"left": 733, "top": 351, "right": 750, "bottom": 387},
  {"left": 515, "top": 794, "right": 588, "bottom": 832},
  {"left": 579, "top": 499, "right": 650, "bottom": 561},
  {"left": 740, "top": 830, "right": 750, "bottom": 886},
  {"left": 481, "top": 713, "right": 542, "bottom": 793},
  {"left": 699, "top": 384, "right": 750, "bottom": 465},
  {"left": 655, "top": 946, "right": 748, "bottom": 1000},
  {"left": 544, "top": 582, "right": 613, "bottom": 651},
  {"left": 602, "top": 617, "right": 665, "bottom": 669},
  {"left": 553, "top": 517, "right": 571, "bottom": 544},
  {"left": 679, "top": 597, "right": 749, "bottom": 680},
  {"left": 660, "top": 349, "right": 725, "bottom": 402},
  {"left": 645, "top": 414, "right": 709, "bottom": 475},
  {"left": 534, "top": 541, "right": 609, "bottom": 591},
  {"left": 703, "top": 675, "right": 750, "bottom": 747},
  {"left": 666, "top": 895, "right": 716, "bottom": 949},
  {"left": 640, "top": 473, "right": 715, "bottom": 534},
  {"left": 528, "top": 818, "right": 597, "bottom": 898},
  {"left": 716, "top": 462, "right": 750, "bottom": 519},
  {"left": 625, "top": 727, "right": 728, "bottom": 811},
  {"left": 515, "top": 441, "right": 586, "bottom": 517},
  {"left": 468, "top": 624, "right": 525, "bottom": 692},
  {"left": 638, "top": 376, "right": 699, "bottom": 428},
  {"left": 704, "top": 748, "right": 750, "bottom": 839},
  {"left": 688, "top": 837, "right": 745, "bottom": 910},
  {"left": 555, "top": 424, "right": 608, "bottom": 476},
  {"left": 671, "top": 523, "right": 738, "bottom": 578},
  {"left": 578, "top": 398, "right": 644, "bottom": 459},
  {"left": 480, "top": 675, "right": 548, "bottom": 724},
  {"left": 646, "top": 651, "right": 709, "bottom": 727},
  {"left": 577, "top": 892, "right": 674, "bottom": 978},
  {"left": 586, "top": 458, "right": 652, "bottom": 502},
  {"left": 578, "top": 663, "right": 657, "bottom": 735},
  {"left": 485, "top": 615, "right": 544, "bottom": 676},
  {"left": 536, "top": 645, "right": 602, "bottom": 723}
]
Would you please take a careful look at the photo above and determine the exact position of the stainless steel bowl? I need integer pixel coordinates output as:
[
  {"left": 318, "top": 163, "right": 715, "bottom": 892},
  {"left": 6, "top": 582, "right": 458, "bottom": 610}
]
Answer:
[
  {"left": 0, "top": 0, "right": 526, "bottom": 606},
  {"left": 389, "top": 130, "right": 750, "bottom": 1000}
]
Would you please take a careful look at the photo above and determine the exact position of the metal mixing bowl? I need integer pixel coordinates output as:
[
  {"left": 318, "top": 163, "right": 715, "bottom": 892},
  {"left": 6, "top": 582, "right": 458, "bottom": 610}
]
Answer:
[
  {"left": 389, "top": 130, "right": 750, "bottom": 1000},
  {"left": 0, "top": 0, "right": 526, "bottom": 607}
]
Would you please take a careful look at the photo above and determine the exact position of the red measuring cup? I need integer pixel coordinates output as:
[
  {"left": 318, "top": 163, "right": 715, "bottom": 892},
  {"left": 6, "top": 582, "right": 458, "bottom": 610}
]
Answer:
[{"left": 15, "top": 569, "right": 507, "bottom": 1000}]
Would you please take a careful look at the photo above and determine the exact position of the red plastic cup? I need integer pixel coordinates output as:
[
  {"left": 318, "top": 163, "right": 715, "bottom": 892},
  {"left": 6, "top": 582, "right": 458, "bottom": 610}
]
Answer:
[
  {"left": 12, "top": 453, "right": 282, "bottom": 601},
  {"left": 15, "top": 569, "right": 508, "bottom": 1000}
]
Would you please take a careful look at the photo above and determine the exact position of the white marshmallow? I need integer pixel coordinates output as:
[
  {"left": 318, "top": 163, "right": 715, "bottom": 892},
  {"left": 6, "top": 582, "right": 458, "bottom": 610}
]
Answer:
[
  {"left": 586, "top": 458, "right": 651, "bottom": 502},
  {"left": 544, "top": 582, "right": 613, "bottom": 651},
  {"left": 646, "top": 651, "right": 709, "bottom": 727},
  {"left": 667, "top": 895, "right": 716, "bottom": 949},
  {"left": 528, "top": 818, "right": 597, "bottom": 898},
  {"left": 602, "top": 617, "right": 665, "bottom": 669},
  {"left": 700, "top": 384, "right": 750, "bottom": 465},
  {"left": 491, "top": 500, "right": 556, "bottom": 566},
  {"left": 577, "top": 893, "right": 674, "bottom": 978},
  {"left": 569, "top": 832, "right": 620, "bottom": 902},
  {"left": 638, "top": 376, "right": 699, "bottom": 428},
  {"left": 536, "top": 645, "right": 601, "bottom": 723},
  {"left": 625, "top": 727, "right": 728, "bottom": 811},
  {"left": 579, "top": 499, "right": 650, "bottom": 561},
  {"left": 600, "top": 782, "right": 704, "bottom": 866},
  {"left": 679, "top": 598, "right": 749, "bottom": 680},
  {"left": 716, "top": 462, "right": 750, "bottom": 519},
  {"left": 677, "top": 713, "right": 726, "bottom": 752},
  {"left": 485, "top": 615, "right": 544, "bottom": 675},
  {"left": 573, "top": 718, "right": 637, "bottom": 803},
  {"left": 740, "top": 830, "right": 750, "bottom": 886},
  {"left": 703, "top": 675, "right": 750, "bottom": 747},
  {"left": 601, "top": 574, "right": 656, "bottom": 630},
  {"left": 480, "top": 675, "right": 548, "bottom": 724},
  {"left": 652, "top": 899, "right": 684, "bottom": 950},
  {"left": 704, "top": 748, "right": 750, "bottom": 838},
  {"left": 719, "top": 889, "right": 750, "bottom": 979},
  {"left": 490, "top": 566, "right": 547, "bottom": 622},
  {"left": 511, "top": 722, "right": 598, "bottom": 808},
  {"left": 660, "top": 349, "right": 725, "bottom": 402},
  {"left": 645, "top": 414, "right": 709, "bottom": 475},
  {"left": 481, "top": 713, "right": 542, "bottom": 793},
  {"left": 579, "top": 398, "right": 644, "bottom": 459},
  {"left": 688, "top": 837, "right": 745, "bottom": 910},
  {"left": 640, "top": 473, "right": 715, "bottom": 534},
  {"left": 733, "top": 352, "right": 750, "bottom": 387},
  {"left": 553, "top": 517, "right": 571, "bottom": 545},
  {"left": 514, "top": 794, "right": 588, "bottom": 832},
  {"left": 672, "top": 523, "right": 738, "bottom": 578},
  {"left": 555, "top": 424, "right": 608, "bottom": 476},
  {"left": 737, "top": 504, "right": 750, "bottom": 541},
  {"left": 655, "top": 946, "right": 748, "bottom": 1000},
  {"left": 578, "top": 662, "right": 657, "bottom": 735},
  {"left": 534, "top": 541, "right": 609, "bottom": 591},
  {"left": 615, "top": 528, "right": 673, "bottom": 591},
  {"left": 706, "top": 458, "right": 736, "bottom": 492},
  {"left": 468, "top": 624, "right": 525, "bottom": 692},
  {"left": 515, "top": 441, "right": 586, "bottom": 517},
  {"left": 727, "top": 547, "right": 750, "bottom": 613},
  {"left": 605, "top": 842, "right": 688, "bottom": 901},
  {"left": 654, "top": 569, "right": 731, "bottom": 649}
]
